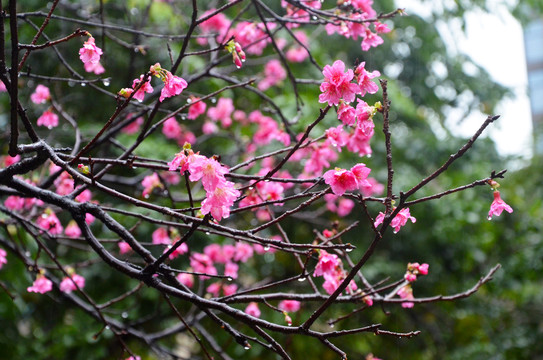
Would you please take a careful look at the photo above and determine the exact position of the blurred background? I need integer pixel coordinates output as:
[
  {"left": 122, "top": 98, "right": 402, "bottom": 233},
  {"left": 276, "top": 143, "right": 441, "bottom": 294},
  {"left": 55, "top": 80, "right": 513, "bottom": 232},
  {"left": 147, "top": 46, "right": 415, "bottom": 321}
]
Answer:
[{"left": 0, "top": 0, "right": 542, "bottom": 359}]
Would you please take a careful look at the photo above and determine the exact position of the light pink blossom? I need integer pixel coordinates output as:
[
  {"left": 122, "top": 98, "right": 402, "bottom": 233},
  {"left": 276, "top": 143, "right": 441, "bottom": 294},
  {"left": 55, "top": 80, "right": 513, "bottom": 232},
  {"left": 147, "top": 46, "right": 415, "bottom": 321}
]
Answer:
[
  {"left": 188, "top": 156, "right": 229, "bottom": 192},
  {"left": 84, "top": 60, "right": 105, "bottom": 74},
  {"left": 187, "top": 97, "right": 207, "bottom": 120},
  {"left": 207, "top": 98, "right": 234, "bottom": 128},
  {"left": 152, "top": 227, "right": 171, "bottom": 245},
  {"left": 59, "top": 273, "right": 85, "bottom": 293},
  {"left": 30, "top": 84, "right": 51, "bottom": 104},
  {"left": 37, "top": 109, "right": 59, "bottom": 129},
  {"left": 258, "top": 59, "right": 287, "bottom": 91},
  {"left": 132, "top": 75, "right": 154, "bottom": 102},
  {"left": 0, "top": 248, "right": 7, "bottom": 269},
  {"left": 159, "top": 72, "right": 187, "bottom": 102},
  {"left": 162, "top": 117, "right": 182, "bottom": 139},
  {"left": 245, "top": 302, "right": 261, "bottom": 318},
  {"left": 319, "top": 60, "right": 360, "bottom": 106},
  {"left": 176, "top": 273, "right": 194, "bottom": 288},
  {"left": 142, "top": 172, "right": 162, "bottom": 198},
  {"left": 118, "top": 241, "right": 132, "bottom": 254},
  {"left": 374, "top": 207, "right": 416, "bottom": 233},
  {"left": 79, "top": 36, "right": 103, "bottom": 65},
  {"left": 65, "top": 221, "right": 82, "bottom": 238},
  {"left": 355, "top": 62, "right": 380, "bottom": 96}
]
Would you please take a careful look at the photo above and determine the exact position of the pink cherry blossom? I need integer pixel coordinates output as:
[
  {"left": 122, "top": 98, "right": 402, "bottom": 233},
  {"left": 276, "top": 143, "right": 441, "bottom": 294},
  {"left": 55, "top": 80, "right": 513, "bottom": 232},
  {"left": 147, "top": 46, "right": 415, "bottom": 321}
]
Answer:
[
  {"left": 397, "top": 284, "right": 415, "bottom": 308},
  {"left": 118, "top": 241, "right": 132, "bottom": 254},
  {"left": 142, "top": 172, "right": 162, "bottom": 198},
  {"left": 319, "top": 60, "right": 360, "bottom": 106},
  {"left": 59, "top": 273, "right": 85, "bottom": 293},
  {"left": 65, "top": 221, "right": 82, "bottom": 238},
  {"left": 165, "top": 241, "right": 188, "bottom": 260},
  {"left": 361, "top": 30, "right": 384, "bottom": 51},
  {"left": 190, "top": 253, "right": 217, "bottom": 278},
  {"left": 231, "top": 21, "right": 272, "bottom": 55},
  {"left": 338, "top": 102, "right": 356, "bottom": 126},
  {"left": 159, "top": 72, "right": 187, "bottom": 102},
  {"left": 30, "top": 84, "right": 51, "bottom": 104},
  {"left": 0, "top": 248, "right": 7, "bottom": 269},
  {"left": 152, "top": 228, "right": 171, "bottom": 245},
  {"left": 337, "top": 198, "right": 355, "bottom": 217},
  {"left": 79, "top": 36, "right": 103, "bottom": 65},
  {"left": 197, "top": 9, "right": 231, "bottom": 45},
  {"left": 323, "top": 168, "right": 358, "bottom": 196},
  {"left": 188, "top": 156, "right": 229, "bottom": 192},
  {"left": 207, "top": 98, "right": 234, "bottom": 128},
  {"left": 132, "top": 75, "right": 154, "bottom": 102},
  {"left": 233, "top": 242, "right": 254, "bottom": 263},
  {"left": 223, "top": 283, "right": 238, "bottom": 296},
  {"left": 4, "top": 195, "right": 25, "bottom": 211},
  {"left": 187, "top": 97, "right": 207, "bottom": 120},
  {"left": 325, "top": 125, "right": 348, "bottom": 150},
  {"left": 0, "top": 80, "right": 6, "bottom": 92},
  {"left": 278, "top": 300, "right": 301, "bottom": 312},
  {"left": 37, "top": 109, "right": 59, "bottom": 129},
  {"left": 346, "top": 126, "right": 373, "bottom": 157},
  {"left": 355, "top": 62, "right": 381, "bottom": 96},
  {"left": 258, "top": 59, "right": 287, "bottom": 91},
  {"left": 286, "top": 31, "right": 309, "bottom": 62},
  {"left": 84, "top": 60, "right": 105, "bottom": 74},
  {"left": 245, "top": 302, "right": 261, "bottom": 318},
  {"left": 85, "top": 213, "right": 95, "bottom": 225},
  {"left": 418, "top": 263, "right": 429, "bottom": 275},
  {"left": 488, "top": 191, "right": 513, "bottom": 220},
  {"left": 351, "top": 163, "right": 372, "bottom": 187},
  {"left": 27, "top": 274, "right": 53, "bottom": 294},
  {"left": 225, "top": 262, "right": 239, "bottom": 279},
  {"left": 374, "top": 207, "right": 416, "bottom": 233},
  {"left": 2, "top": 154, "right": 20, "bottom": 167},
  {"left": 176, "top": 272, "right": 194, "bottom": 288},
  {"left": 313, "top": 250, "right": 340, "bottom": 277},
  {"left": 162, "top": 117, "right": 183, "bottom": 139},
  {"left": 37, "top": 209, "right": 63, "bottom": 235},
  {"left": 122, "top": 116, "right": 144, "bottom": 134}
]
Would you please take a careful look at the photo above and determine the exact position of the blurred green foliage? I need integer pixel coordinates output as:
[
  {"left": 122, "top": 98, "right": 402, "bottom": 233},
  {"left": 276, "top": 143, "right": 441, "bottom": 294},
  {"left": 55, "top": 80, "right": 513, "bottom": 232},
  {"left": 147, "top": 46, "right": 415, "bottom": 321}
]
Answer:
[{"left": 0, "top": 0, "right": 541, "bottom": 359}]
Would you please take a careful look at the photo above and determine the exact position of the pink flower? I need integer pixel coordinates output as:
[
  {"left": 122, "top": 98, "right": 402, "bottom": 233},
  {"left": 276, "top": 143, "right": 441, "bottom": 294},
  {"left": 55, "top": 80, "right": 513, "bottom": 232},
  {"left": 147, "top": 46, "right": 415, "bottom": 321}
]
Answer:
[
  {"left": 152, "top": 228, "right": 171, "bottom": 245},
  {"left": 313, "top": 250, "right": 340, "bottom": 277},
  {"left": 37, "top": 109, "right": 59, "bottom": 129},
  {"left": 84, "top": 60, "right": 105, "bottom": 74},
  {"left": 30, "top": 84, "right": 51, "bottom": 104},
  {"left": 0, "top": 248, "right": 7, "bottom": 269},
  {"left": 37, "top": 209, "right": 63, "bottom": 235},
  {"left": 397, "top": 284, "right": 415, "bottom": 308},
  {"left": 351, "top": 163, "right": 372, "bottom": 188},
  {"left": 59, "top": 273, "right": 85, "bottom": 293},
  {"left": 337, "top": 198, "right": 355, "bottom": 217},
  {"left": 338, "top": 102, "right": 356, "bottom": 126},
  {"left": 188, "top": 156, "right": 229, "bottom": 192},
  {"left": 278, "top": 300, "right": 301, "bottom": 312},
  {"left": 79, "top": 36, "right": 103, "bottom": 65},
  {"left": 355, "top": 62, "right": 381, "bottom": 96},
  {"left": 27, "top": 274, "right": 53, "bottom": 294},
  {"left": 361, "top": 30, "right": 384, "bottom": 51},
  {"left": 159, "top": 72, "right": 187, "bottom": 102},
  {"left": 85, "top": 213, "right": 95, "bottom": 225},
  {"left": 190, "top": 253, "right": 217, "bottom": 278},
  {"left": 318, "top": 60, "right": 360, "bottom": 105},
  {"left": 125, "top": 356, "right": 141, "bottom": 360},
  {"left": 206, "top": 282, "right": 222, "bottom": 297},
  {"left": 122, "top": 116, "right": 144, "bottom": 134},
  {"left": 4, "top": 195, "right": 25, "bottom": 211},
  {"left": 0, "top": 80, "right": 6, "bottom": 92},
  {"left": 132, "top": 75, "right": 154, "bottom": 102},
  {"left": 323, "top": 168, "right": 358, "bottom": 196},
  {"left": 162, "top": 117, "right": 182, "bottom": 139},
  {"left": 2, "top": 154, "right": 20, "bottom": 167},
  {"left": 325, "top": 125, "right": 348, "bottom": 150},
  {"left": 224, "top": 262, "right": 239, "bottom": 279},
  {"left": 245, "top": 302, "right": 261, "bottom": 318},
  {"left": 165, "top": 241, "right": 188, "bottom": 260},
  {"left": 488, "top": 191, "right": 513, "bottom": 220},
  {"left": 374, "top": 207, "right": 416, "bottom": 233},
  {"left": 187, "top": 97, "right": 207, "bottom": 120},
  {"left": 65, "top": 221, "right": 82, "bottom": 238},
  {"left": 118, "top": 241, "right": 132, "bottom": 254},
  {"left": 142, "top": 172, "right": 162, "bottom": 198},
  {"left": 176, "top": 273, "right": 194, "bottom": 288},
  {"left": 198, "top": 9, "right": 231, "bottom": 45},
  {"left": 418, "top": 263, "right": 429, "bottom": 275},
  {"left": 223, "top": 283, "right": 238, "bottom": 296},
  {"left": 207, "top": 98, "right": 234, "bottom": 127},
  {"left": 258, "top": 59, "right": 287, "bottom": 91},
  {"left": 286, "top": 31, "right": 309, "bottom": 62},
  {"left": 360, "top": 177, "right": 384, "bottom": 197},
  {"left": 362, "top": 295, "right": 373, "bottom": 307},
  {"left": 233, "top": 242, "right": 254, "bottom": 263}
]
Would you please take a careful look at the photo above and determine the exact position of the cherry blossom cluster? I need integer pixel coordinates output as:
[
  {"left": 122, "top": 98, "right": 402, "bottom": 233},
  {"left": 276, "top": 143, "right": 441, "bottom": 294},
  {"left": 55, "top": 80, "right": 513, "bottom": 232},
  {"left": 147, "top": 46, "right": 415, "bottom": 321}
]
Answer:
[
  {"left": 27, "top": 269, "right": 86, "bottom": 295},
  {"left": 393, "top": 262, "right": 430, "bottom": 308},
  {"left": 167, "top": 144, "right": 239, "bottom": 221},
  {"left": 79, "top": 33, "right": 105, "bottom": 74},
  {"left": 118, "top": 63, "right": 187, "bottom": 103},
  {"left": 29, "top": 84, "right": 59, "bottom": 129},
  {"left": 374, "top": 207, "right": 416, "bottom": 233},
  {"left": 324, "top": 0, "right": 391, "bottom": 51}
]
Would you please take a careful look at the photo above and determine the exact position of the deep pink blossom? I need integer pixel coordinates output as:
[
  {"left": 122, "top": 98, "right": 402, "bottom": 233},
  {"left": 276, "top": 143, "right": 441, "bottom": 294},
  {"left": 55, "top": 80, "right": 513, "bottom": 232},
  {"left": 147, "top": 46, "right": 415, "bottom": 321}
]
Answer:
[
  {"left": 159, "top": 72, "right": 187, "bottom": 102},
  {"left": 225, "top": 262, "right": 239, "bottom": 279},
  {"left": 37, "top": 109, "right": 59, "bottom": 129},
  {"left": 323, "top": 168, "right": 358, "bottom": 196},
  {"left": 286, "top": 31, "right": 309, "bottom": 62},
  {"left": 188, "top": 156, "right": 229, "bottom": 192},
  {"left": 30, "top": 85, "right": 51, "bottom": 104},
  {"left": 79, "top": 36, "right": 103, "bottom": 65},
  {"left": 4, "top": 195, "right": 25, "bottom": 211},
  {"left": 223, "top": 283, "right": 238, "bottom": 296},
  {"left": 197, "top": 9, "right": 231, "bottom": 45},
  {"left": 346, "top": 126, "right": 373, "bottom": 157},
  {"left": 355, "top": 62, "right": 380, "bottom": 96},
  {"left": 374, "top": 207, "right": 416, "bottom": 233},
  {"left": 313, "top": 250, "right": 340, "bottom": 277},
  {"left": 118, "top": 241, "right": 132, "bottom": 254},
  {"left": 0, "top": 80, "right": 6, "bottom": 92},
  {"left": 190, "top": 253, "right": 217, "bottom": 278},
  {"left": 278, "top": 300, "right": 301, "bottom": 312},
  {"left": 233, "top": 242, "right": 254, "bottom": 263},
  {"left": 231, "top": 21, "right": 272, "bottom": 55},
  {"left": 338, "top": 102, "right": 356, "bottom": 126},
  {"left": 0, "top": 248, "right": 7, "bottom": 269},
  {"left": 60, "top": 273, "right": 85, "bottom": 293},
  {"left": 122, "top": 116, "right": 144, "bottom": 134},
  {"left": 187, "top": 97, "right": 207, "bottom": 120},
  {"left": 245, "top": 302, "right": 261, "bottom": 318},
  {"left": 37, "top": 209, "right": 63, "bottom": 235},
  {"left": 337, "top": 198, "right": 355, "bottom": 217},
  {"left": 132, "top": 75, "right": 154, "bottom": 102},
  {"left": 361, "top": 30, "right": 384, "bottom": 51},
  {"left": 2, "top": 154, "right": 20, "bottom": 167},
  {"left": 319, "top": 60, "right": 360, "bottom": 105},
  {"left": 165, "top": 240, "right": 188, "bottom": 260},
  {"left": 350, "top": 163, "right": 372, "bottom": 188},
  {"left": 27, "top": 274, "right": 53, "bottom": 294},
  {"left": 488, "top": 191, "right": 513, "bottom": 220},
  {"left": 397, "top": 285, "right": 415, "bottom": 308}
]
